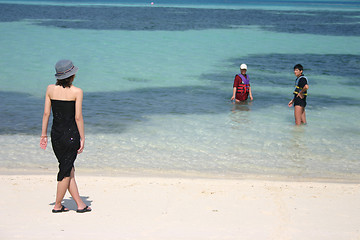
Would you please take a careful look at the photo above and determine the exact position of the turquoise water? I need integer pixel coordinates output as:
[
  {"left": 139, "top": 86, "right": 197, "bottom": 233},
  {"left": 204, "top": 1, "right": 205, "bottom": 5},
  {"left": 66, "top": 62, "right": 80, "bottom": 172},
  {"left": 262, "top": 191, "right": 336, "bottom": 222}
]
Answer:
[{"left": 0, "top": 1, "right": 359, "bottom": 180}]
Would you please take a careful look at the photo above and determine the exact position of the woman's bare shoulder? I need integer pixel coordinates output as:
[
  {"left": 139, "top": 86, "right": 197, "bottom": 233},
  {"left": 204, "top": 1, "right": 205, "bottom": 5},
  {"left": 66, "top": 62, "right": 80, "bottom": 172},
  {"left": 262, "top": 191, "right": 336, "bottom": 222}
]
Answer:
[
  {"left": 71, "top": 86, "right": 83, "bottom": 99},
  {"left": 71, "top": 85, "right": 83, "bottom": 93}
]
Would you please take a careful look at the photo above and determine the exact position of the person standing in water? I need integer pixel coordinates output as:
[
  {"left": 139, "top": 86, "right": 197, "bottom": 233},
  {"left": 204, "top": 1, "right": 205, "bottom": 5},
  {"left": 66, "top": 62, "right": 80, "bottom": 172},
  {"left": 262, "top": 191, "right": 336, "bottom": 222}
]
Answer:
[
  {"left": 288, "top": 64, "right": 309, "bottom": 125},
  {"left": 40, "top": 59, "right": 91, "bottom": 213},
  {"left": 231, "top": 63, "right": 253, "bottom": 103}
]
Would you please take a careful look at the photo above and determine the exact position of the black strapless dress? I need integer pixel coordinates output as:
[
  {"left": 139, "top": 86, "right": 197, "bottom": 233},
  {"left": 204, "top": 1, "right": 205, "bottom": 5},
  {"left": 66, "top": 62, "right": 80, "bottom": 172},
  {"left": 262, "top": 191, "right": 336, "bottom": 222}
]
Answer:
[{"left": 51, "top": 100, "right": 80, "bottom": 181}]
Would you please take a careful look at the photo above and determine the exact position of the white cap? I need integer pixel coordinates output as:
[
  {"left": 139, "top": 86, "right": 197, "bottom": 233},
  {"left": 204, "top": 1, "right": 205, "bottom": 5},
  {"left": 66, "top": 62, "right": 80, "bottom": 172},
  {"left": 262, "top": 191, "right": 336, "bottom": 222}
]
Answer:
[{"left": 240, "top": 63, "right": 247, "bottom": 70}]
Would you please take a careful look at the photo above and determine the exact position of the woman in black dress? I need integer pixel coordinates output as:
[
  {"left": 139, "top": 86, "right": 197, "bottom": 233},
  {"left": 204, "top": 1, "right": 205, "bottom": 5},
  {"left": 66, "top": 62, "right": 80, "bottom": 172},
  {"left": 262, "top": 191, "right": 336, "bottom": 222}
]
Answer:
[{"left": 40, "top": 60, "right": 91, "bottom": 213}]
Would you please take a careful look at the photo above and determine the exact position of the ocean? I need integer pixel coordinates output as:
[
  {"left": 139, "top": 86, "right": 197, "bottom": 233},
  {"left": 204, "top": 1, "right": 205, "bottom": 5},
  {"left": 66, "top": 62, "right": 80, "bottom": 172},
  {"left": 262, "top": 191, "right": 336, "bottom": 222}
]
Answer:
[{"left": 0, "top": 0, "right": 359, "bottom": 181}]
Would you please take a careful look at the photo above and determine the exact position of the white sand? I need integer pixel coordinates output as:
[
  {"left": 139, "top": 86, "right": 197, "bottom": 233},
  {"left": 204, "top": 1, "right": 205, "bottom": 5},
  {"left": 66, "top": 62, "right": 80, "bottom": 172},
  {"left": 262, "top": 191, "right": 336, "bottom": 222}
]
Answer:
[{"left": 0, "top": 173, "right": 359, "bottom": 240}]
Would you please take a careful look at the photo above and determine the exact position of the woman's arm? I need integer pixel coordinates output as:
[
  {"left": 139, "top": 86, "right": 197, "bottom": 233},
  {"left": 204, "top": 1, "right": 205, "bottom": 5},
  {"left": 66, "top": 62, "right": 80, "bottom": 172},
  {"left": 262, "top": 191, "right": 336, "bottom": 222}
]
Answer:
[
  {"left": 40, "top": 86, "right": 52, "bottom": 149},
  {"left": 75, "top": 88, "right": 85, "bottom": 154}
]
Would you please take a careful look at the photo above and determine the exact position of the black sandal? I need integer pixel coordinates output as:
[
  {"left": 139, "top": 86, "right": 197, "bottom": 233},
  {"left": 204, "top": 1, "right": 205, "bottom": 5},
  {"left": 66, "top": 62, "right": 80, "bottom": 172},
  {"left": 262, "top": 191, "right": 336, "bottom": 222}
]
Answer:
[
  {"left": 52, "top": 205, "right": 69, "bottom": 213},
  {"left": 76, "top": 206, "right": 91, "bottom": 213}
]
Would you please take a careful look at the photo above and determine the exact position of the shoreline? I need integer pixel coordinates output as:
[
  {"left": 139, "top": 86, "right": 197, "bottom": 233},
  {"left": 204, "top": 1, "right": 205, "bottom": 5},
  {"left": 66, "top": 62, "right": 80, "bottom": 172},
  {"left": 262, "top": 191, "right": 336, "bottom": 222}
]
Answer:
[
  {"left": 0, "top": 167, "right": 359, "bottom": 184},
  {"left": 1, "top": 173, "right": 359, "bottom": 239}
]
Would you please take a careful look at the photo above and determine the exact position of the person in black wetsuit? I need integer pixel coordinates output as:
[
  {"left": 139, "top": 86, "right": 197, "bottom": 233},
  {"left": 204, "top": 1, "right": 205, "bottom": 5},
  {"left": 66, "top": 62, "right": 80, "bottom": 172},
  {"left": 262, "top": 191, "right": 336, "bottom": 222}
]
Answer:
[
  {"left": 40, "top": 60, "right": 91, "bottom": 213},
  {"left": 288, "top": 64, "right": 309, "bottom": 125}
]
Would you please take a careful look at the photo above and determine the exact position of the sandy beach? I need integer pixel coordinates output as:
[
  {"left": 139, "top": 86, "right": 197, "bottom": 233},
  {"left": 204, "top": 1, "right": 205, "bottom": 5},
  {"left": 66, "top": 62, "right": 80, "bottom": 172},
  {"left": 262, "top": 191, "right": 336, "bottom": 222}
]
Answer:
[{"left": 0, "top": 172, "right": 359, "bottom": 240}]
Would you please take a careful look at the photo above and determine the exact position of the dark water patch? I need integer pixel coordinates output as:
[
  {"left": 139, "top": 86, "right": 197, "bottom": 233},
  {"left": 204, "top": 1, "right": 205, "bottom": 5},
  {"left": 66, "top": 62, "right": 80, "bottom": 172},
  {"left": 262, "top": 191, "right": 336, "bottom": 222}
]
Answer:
[
  {"left": 1, "top": 3, "right": 360, "bottom": 36},
  {"left": 82, "top": 86, "right": 228, "bottom": 134},
  {"left": 0, "top": 87, "right": 228, "bottom": 135},
  {"left": 1, "top": 80, "right": 359, "bottom": 135},
  {"left": 0, "top": 91, "right": 43, "bottom": 135}
]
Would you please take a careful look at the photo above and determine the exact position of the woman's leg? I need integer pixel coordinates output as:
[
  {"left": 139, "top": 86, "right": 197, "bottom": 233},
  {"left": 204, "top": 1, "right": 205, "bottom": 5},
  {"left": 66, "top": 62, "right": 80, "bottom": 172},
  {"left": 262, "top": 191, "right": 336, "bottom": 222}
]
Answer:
[
  {"left": 67, "top": 168, "right": 89, "bottom": 210},
  {"left": 54, "top": 177, "right": 71, "bottom": 210}
]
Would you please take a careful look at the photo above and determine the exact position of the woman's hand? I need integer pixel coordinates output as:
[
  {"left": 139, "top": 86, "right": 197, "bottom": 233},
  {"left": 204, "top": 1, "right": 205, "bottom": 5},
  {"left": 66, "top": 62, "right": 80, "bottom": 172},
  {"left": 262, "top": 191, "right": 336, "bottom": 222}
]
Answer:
[
  {"left": 78, "top": 139, "right": 85, "bottom": 154},
  {"left": 40, "top": 136, "right": 48, "bottom": 150}
]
